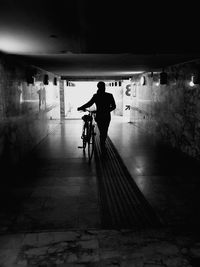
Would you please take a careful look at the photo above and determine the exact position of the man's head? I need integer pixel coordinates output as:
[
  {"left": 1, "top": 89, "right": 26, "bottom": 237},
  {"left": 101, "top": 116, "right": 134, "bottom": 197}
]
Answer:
[{"left": 97, "top": 81, "right": 106, "bottom": 94}]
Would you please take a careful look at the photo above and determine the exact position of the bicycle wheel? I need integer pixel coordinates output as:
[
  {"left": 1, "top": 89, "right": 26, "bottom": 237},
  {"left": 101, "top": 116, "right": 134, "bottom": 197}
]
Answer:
[
  {"left": 88, "top": 125, "right": 95, "bottom": 162},
  {"left": 82, "top": 124, "right": 88, "bottom": 150}
]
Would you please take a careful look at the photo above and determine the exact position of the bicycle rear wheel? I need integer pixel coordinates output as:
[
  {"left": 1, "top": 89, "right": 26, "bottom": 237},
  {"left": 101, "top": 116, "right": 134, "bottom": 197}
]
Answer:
[
  {"left": 82, "top": 124, "right": 88, "bottom": 150},
  {"left": 88, "top": 125, "right": 95, "bottom": 162}
]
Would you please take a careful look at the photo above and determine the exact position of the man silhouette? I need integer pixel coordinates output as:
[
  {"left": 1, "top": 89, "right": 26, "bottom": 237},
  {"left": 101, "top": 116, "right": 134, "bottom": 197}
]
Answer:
[{"left": 77, "top": 81, "right": 116, "bottom": 149}]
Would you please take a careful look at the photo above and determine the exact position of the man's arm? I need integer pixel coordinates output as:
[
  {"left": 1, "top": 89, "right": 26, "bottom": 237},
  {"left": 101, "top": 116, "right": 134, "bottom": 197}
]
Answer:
[
  {"left": 77, "top": 95, "right": 95, "bottom": 111},
  {"left": 110, "top": 94, "right": 116, "bottom": 112}
]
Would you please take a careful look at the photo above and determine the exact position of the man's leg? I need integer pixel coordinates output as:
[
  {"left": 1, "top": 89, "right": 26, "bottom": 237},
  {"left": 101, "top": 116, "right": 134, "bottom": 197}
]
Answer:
[{"left": 97, "top": 119, "right": 110, "bottom": 148}]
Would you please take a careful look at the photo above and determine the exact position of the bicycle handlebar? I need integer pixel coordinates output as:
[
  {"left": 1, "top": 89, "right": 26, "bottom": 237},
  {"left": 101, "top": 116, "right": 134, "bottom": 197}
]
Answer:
[
  {"left": 78, "top": 108, "right": 96, "bottom": 114},
  {"left": 85, "top": 109, "right": 96, "bottom": 113}
]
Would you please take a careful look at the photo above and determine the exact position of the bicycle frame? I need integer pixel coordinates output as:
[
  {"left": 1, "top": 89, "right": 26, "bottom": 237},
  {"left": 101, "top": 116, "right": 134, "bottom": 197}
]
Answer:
[{"left": 79, "top": 109, "right": 96, "bottom": 162}]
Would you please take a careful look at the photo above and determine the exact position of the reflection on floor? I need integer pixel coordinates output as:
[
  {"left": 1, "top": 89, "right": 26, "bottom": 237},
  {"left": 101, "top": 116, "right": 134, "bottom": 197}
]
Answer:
[
  {"left": 1, "top": 116, "right": 200, "bottom": 266},
  {"left": 109, "top": 116, "right": 200, "bottom": 229},
  {"left": 0, "top": 120, "right": 99, "bottom": 233}
]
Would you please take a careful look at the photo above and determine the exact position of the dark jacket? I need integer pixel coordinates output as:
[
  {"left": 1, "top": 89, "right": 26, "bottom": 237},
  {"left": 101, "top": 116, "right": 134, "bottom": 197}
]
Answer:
[{"left": 79, "top": 92, "right": 116, "bottom": 121}]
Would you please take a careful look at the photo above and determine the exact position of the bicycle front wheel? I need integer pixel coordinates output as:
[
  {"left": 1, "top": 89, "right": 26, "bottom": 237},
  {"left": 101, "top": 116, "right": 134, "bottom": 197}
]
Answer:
[{"left": 88, "top": 126, "right": 95, "bottom": 162}]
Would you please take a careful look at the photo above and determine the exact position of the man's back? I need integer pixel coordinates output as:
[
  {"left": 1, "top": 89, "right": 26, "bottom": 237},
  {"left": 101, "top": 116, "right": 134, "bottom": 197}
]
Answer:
[{"left": 93, "top": 92, "right": 115, "bottom": 118}]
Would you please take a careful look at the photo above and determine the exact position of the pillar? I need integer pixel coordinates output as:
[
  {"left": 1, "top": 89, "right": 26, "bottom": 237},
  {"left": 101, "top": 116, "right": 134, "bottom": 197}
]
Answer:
[{"left": 59, "top": 79, "right": 65, "bottom": 120}]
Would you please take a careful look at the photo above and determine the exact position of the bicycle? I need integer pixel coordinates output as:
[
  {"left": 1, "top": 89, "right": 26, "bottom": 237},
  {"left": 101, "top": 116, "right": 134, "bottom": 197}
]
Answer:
[{"left": 78, "top": 109, "right": 96, "bottom": 162}]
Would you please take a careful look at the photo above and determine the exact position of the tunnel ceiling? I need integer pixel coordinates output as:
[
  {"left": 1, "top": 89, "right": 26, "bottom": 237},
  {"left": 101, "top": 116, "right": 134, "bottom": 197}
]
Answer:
[{"left": 1, "top": 0, "right": 200, "bottom": 77}]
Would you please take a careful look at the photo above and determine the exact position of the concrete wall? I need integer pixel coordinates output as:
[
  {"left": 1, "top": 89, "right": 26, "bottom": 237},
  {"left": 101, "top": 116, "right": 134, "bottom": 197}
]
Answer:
[
  {"left": 130, "top": 60, "right": 200, "bottom": 160},
  {"left": 0, "top": 53, "right": 60, "bottom": 167}
]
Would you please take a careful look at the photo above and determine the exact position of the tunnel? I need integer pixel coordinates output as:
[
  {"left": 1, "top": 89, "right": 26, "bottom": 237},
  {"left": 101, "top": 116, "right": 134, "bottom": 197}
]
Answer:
[
  {"left": 1, "top": 51, "right": 200, "bottom": 266},
  {"left": 1, "top": 0, "right": 200, "bottom": 265}
]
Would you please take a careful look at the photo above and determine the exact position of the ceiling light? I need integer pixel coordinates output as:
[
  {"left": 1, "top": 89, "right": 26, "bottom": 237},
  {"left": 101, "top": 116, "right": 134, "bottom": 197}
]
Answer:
[{"left": 189, "top": 75, "right": 195, "bottom": 87}]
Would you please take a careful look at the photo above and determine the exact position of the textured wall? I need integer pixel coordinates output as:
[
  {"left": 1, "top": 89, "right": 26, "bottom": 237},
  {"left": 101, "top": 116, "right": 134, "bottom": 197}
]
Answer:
[
  {"left": 130, "top": 60, "right": 200, "bottom": 160},
  {"left": 0, "top": 53, "right": 60, "bottom": 167}
]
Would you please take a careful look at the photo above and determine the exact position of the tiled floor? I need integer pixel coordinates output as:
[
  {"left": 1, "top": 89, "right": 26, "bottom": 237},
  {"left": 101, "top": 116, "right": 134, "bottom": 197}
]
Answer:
[
  {"left": 1, "top": 116, "right": 200, "bottom": 266},
  {"left": 2, "top": 117, "right": 200, "bottom": 232}
]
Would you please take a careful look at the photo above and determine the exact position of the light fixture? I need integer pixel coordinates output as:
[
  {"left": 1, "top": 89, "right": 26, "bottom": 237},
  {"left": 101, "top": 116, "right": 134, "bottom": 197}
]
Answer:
[
  {"left": 26, "top": 69, "right": 35, "bottom": 85},
  {"left": 44, "top": 74, "right": 49, "bottom": 85},
  {"left": 189, "top": 75, "right": 195, "bottom": 87},
  {"left": 26, "top": 76, "right": 34, "bottom": 85},
  {"left": 192, "top": 73, "right": 200, "bottom": 84},
  {"left": 53, "top": 77, "right": 57, "bottom": 85},
  {"left": 155, "top": 80, "right": 160, "bottom": 86},
  {"left": 140, "top": 76, "right": 146, "bottom": 86},
  {"left": 160, "top": 71, "right": 168, "bottom": 85}
]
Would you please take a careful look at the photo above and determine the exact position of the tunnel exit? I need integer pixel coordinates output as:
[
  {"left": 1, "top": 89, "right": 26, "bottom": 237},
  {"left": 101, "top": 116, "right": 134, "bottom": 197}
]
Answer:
[
  {"left": 64, "top": 81, "right": 97, "bottom": 119},
  {"left": 63, "top": 80, "right": 130, "bottom": 120}
]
